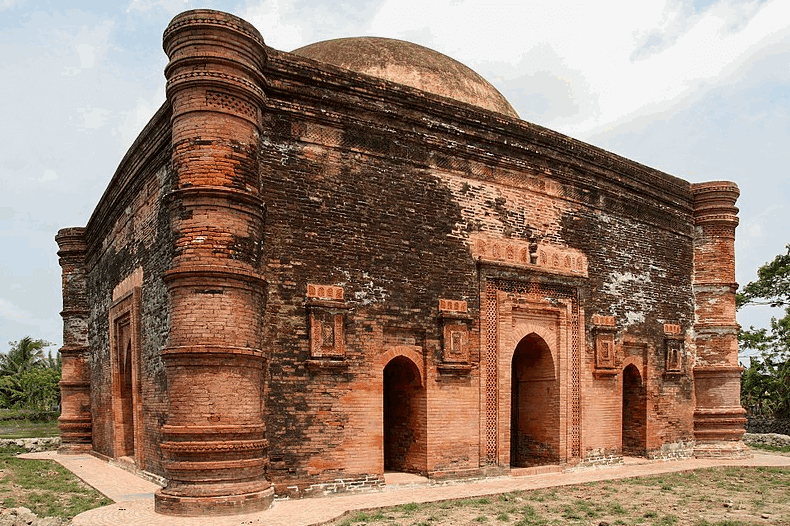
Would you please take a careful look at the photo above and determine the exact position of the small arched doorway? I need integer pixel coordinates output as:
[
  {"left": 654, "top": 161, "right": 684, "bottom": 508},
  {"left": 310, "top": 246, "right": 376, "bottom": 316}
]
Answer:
[
  {"left": 510, "top": 333, "right": 559, "bottom": 467},
  {"left": 622, "top": 364, "right": 647, "bottom": 456},
  {"left": 383, "top": 356, "right": 425, "bottom": 473}
]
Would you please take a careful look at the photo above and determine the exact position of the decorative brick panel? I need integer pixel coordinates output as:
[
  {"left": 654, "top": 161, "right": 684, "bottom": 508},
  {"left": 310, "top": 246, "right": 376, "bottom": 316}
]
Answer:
[
  {"left": 663, "top": 323, "right": 682, "bottom": 335},
  {"left": 307, "top": 284, "right": 344, "bottom": 301},
  {"left": 438, "top": 299, "right": 467, "bottom": 313}
]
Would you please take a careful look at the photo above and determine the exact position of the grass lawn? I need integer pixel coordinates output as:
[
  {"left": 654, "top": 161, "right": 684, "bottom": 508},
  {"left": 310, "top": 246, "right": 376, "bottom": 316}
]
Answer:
[
  {"left": 0, "top": 418, "right": 60, "bottom": 439},
  {"left": 329, "top": 465, "right": 790, "bottom": 526},
  {"left": 0, "top": 444, "right": 112, "bottom": 520},
  {"left": 746, "top": 443, "right": 790, "bottom": 454}
]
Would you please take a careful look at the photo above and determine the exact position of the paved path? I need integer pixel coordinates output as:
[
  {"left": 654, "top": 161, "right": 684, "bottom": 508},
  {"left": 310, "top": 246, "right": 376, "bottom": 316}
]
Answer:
[{"left": 20, "top": 450, "right": 790, "bottom": 526}]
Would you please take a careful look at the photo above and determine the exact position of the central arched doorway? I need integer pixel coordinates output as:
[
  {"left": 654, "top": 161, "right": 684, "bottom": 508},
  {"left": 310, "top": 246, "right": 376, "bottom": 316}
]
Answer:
[
  {"left": 622, "top": 363, "right": 647, "bottom": 456},
  {"left": 383, "top": 356, "right": 426, "bottom": 474},
  {"left": 510, "top": 333, "right": 559, "bottom": 467}
]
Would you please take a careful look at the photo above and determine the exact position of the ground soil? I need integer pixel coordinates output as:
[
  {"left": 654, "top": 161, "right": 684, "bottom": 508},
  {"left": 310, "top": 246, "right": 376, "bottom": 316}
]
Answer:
[{"left": 328, "top": 464, "right": 790, "bottom": 526}]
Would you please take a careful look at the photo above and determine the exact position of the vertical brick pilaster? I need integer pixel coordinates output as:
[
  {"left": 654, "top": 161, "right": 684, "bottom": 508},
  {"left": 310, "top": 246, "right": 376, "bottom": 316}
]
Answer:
[
  {"left": 691, "top": 181, "right": 748, "bottom": 457},
  {"left": 155, "top": 9, "right": 273, "bottom": 516},
  {"left": 55, "top": 227, "right": 92, "bottom": 453}
]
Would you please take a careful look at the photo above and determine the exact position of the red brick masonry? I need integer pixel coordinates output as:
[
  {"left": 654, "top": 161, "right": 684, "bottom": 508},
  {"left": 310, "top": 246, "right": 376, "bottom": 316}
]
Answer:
[{"left": 57, "top": 8, "right": 747, "bottom": 516}]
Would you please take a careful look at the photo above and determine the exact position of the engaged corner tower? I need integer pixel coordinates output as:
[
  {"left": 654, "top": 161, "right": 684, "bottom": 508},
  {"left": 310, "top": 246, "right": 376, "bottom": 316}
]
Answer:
[
  {"left": 155, "top": 9, "right": 273, "bottom": 515},
  {"left": 691, "top": 181, "right": 749, "bottom": 457}
]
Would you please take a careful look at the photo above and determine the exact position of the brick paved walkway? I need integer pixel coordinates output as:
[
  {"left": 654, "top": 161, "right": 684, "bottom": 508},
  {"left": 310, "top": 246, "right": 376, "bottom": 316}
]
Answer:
[{"left": 20, "top": 450, "right": 790, "bottom": 526}]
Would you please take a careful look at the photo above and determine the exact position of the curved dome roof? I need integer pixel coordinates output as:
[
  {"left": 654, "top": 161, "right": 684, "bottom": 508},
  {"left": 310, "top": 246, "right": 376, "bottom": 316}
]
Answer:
[{"left": 292, "top": 37, "right": 519, "bottom": 119}]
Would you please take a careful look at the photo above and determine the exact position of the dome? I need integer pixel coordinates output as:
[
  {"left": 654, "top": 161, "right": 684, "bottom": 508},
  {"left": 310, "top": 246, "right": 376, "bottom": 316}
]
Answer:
[{"left": 292, "top": 37, "right": 519, "bottom": 119}]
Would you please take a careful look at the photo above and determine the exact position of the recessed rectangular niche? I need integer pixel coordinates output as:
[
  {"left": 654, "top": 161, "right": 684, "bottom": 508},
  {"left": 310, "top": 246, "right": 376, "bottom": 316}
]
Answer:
[
  {"left": 443, "top": 324, "right": 469, "bottom": 363},
  {"left": 438, "top": 303, "right": 472, "bottom": 374},
  {"left": 595, "top": 332, "right": 616, "bottom": 369},
  {"left": 310, "top": 310, "right": 344, "bottom": 358},
  {"left": 306, "top": 284, "right": 350, "bottom": 369},
  {"left": 592, "top": 316, "right": 618, "bottom": 377},
  {"left": 665, "top": 337, "right": 684, "bottom": 375}
]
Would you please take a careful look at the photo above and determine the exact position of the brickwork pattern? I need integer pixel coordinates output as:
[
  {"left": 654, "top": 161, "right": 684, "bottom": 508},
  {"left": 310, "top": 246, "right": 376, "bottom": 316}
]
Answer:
[{"left": 59, "top": 7, "right": 747, "bottom": 517}]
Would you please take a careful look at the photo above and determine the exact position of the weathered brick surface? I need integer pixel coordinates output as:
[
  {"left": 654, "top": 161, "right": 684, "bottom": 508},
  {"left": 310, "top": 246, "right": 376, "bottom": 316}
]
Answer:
[{"left": 56, "top": 8, "right": 747, "bottom": 516}]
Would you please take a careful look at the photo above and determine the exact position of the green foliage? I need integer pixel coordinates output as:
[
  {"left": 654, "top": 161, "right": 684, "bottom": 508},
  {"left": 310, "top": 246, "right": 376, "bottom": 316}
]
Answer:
[
  {"left": 0, "top": 337, "right": 55, "bottom": 376},
  {"left": 737, "top": 245, "right": 790, "bottom": 418}
]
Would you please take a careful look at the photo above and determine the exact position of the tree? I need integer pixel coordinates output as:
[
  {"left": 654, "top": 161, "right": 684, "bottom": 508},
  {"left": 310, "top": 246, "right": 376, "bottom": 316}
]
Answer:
[
  {"left": 0, "top": 336, "right": 54, "bottom": 376},
  {"left": 0, "top": 337, "right": 60, "bottom": 416},
  {"left": 737, "top": 244, "right": 790, "bottom": 418}
]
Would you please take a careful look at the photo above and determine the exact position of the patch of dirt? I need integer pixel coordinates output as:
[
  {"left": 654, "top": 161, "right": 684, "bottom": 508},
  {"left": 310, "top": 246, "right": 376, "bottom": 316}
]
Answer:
[{"left": 328, "top": 466, "right": 790, "bottom": 526}]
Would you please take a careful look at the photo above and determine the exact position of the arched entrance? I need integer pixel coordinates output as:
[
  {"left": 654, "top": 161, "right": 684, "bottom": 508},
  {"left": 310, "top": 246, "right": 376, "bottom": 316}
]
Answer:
[
  {"left": 383, "top": 356, "right": 426, "bottom": 473},
  {"left": 622, "top": 364, "right": 647, "bottom": 456},
  {"left": 510, "top": 333, "right": 559, "bottom": 467}
]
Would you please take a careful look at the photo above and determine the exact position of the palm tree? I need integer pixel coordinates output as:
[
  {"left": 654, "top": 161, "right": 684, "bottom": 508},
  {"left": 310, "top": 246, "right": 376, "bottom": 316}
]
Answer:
[{"left": 0, "top": 336, "right": 52, "bottom": 376}]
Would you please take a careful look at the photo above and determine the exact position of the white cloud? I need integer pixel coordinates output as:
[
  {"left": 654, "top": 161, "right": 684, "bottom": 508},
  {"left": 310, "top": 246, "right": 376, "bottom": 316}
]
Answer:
[
  {"left": 367, "top": 0, "right": 790, "bottom": 136},
  {"left": 0, "top": 298, "right": 33, "bottom": 321},
  {"left": 0, "top": 0, "right": 21, "bottom": 11},
  {"left": 126, "top": 0, "right": 191, "bottom": 13},
  {"left": 60, "top": 22, "right": 114, "bottom": 76},
  {"left": 117, "top": 93, "right": 165, "bottom": 145},
  {"left": 240, "top": 1, "right": 306, "bottom": 51},
  {"left": 78, "top": 107, "right": 110, "bottom": 130},
  {"left": 75, "top": 43, "right": 95, "bottom": 69},
  {"left": 41, "top": 170, "right": 58, "bottom": 182}
]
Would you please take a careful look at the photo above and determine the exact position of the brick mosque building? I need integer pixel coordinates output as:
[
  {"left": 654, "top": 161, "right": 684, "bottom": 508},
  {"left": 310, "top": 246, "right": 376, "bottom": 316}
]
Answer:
[{"left": 55, "top": 9, "right": 748, "bottom": 516}]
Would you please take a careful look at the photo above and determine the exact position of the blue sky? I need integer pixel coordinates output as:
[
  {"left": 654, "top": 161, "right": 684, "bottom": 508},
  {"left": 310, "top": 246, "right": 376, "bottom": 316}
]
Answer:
[{"left": 1, "top": 0, "right": 788, "bottom": 358}]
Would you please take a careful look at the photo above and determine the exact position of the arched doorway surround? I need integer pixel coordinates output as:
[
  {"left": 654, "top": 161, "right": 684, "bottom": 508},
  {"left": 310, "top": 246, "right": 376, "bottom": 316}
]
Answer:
[
  {"left": 622, "top": 362, "right": 647, "bottom": 456},
  {"left": 493, "top": 294, "right": 573, "bottom": 467},
  {"left": 381, "top": 349, "right": 426, "bottom": 474},
  {"left": 510, "top": 332, "right": 560, "bottom": 466}
]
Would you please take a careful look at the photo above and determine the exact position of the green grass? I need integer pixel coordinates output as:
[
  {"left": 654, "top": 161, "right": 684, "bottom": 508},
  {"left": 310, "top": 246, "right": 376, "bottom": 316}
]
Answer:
[
  {"left": 748, "top": 442, "right": 790, "bottom": 454},
  {"left": 0, "top": 444, "right": 111, "bottom": 519},
  {"left": 0, "top": 418, "right": 60, "bottom": 439},
  {"left": 329, "top": 466, "right": 790, "bottom": 526}
]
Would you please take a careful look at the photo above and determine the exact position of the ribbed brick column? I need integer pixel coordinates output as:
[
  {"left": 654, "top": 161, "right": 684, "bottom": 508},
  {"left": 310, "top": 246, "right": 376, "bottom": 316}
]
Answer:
[
  {"left": 691, "top": 181, "right": 748, "bottom": 457},
  {"left": 155, "top": 10, "right": 273, "bottom": 515},
  {"left": 55, "top": 227, "right": 92, "bottom": 453}
]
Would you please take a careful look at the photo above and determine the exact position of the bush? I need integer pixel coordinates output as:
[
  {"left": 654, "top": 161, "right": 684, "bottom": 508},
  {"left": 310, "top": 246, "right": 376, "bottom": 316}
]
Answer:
[{"left": 0, "top": 368, "right": 61, "bottom": 413}]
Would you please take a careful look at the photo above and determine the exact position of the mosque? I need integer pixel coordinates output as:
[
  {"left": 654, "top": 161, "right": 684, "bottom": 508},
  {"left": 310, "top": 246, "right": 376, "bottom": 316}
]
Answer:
[{"left": 55, "top": 9, "right": 747, "bottom": 516}]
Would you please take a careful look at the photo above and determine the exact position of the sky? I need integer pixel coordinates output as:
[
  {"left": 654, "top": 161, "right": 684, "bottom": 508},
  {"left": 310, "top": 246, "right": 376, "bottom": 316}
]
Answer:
[{"left": 0, "top": 0, "right": 788, "bottom": 360}]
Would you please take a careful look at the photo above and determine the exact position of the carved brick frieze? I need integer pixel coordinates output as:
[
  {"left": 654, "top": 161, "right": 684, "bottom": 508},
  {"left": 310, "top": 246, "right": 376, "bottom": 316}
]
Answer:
[
  {"left": 592, "top": 314, "right": 615, "bottom": 327},
  {"left": 438, "top": 299, "right": 467, "bottom": 313},
  {"left": 470, "top": 233, "right": 587, "bottom": 278},
  {"left": 307, "top": 283, "right": 344, "bottom": 301},
  {"left": 663, "top": 323, "right": 682, "bottom": 335}
]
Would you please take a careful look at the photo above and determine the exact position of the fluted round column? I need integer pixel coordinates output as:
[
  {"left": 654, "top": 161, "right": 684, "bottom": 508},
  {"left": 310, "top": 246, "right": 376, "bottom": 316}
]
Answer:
[
  {"left": 155, "top": 10, "right": 272, "bottom": 515},
  {"left": 55, "top": 227, "right": 92, "bottom": 453},
  {"left": 691, "top": 181, "right": 748, "bottom": 457}
]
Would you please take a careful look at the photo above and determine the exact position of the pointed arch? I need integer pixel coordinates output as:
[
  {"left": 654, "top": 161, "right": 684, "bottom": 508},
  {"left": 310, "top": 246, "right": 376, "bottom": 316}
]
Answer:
[
  {"left": 622, "top": 362, "right": 647, "bottom": 456},
  {"left": 510, "top": 332, "right": 560, "bottom": 467},
  {"left": 381, "top": 348, "right": 426, "bottom": 474}
]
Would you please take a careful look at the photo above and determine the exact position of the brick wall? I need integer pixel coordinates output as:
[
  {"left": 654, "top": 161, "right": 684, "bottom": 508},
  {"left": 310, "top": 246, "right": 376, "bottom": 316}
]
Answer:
[
  {"left": 82, "top": 104, "right": 173, "bottom": 475},
  {"left": 257, "top": 45, "right": 700, "bottom": 488},
  {"left": 64, "top": 10, "right": 745, "bottom": 512}
]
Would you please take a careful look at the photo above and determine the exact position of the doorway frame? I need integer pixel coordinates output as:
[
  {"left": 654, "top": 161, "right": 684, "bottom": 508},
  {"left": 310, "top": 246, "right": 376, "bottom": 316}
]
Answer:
[
  {"left": 621, "top": 360, "right": 647, "bottom": 456},
  {"left": 109, "top": 286, "right": 143, "bottom": 465},
  {"left": 480, "top": 277, "right": 582, "bottom": 468}
]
